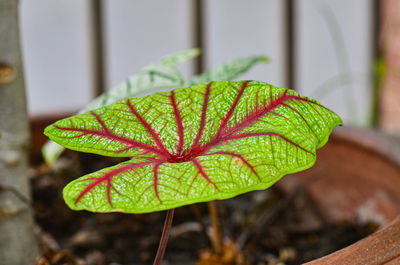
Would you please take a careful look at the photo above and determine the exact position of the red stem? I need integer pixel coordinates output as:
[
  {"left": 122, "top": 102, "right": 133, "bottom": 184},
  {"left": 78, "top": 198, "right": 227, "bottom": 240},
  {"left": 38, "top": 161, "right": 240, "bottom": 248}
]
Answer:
[{"left": 153, "top": 209, "right": 175, "bottom": 265}]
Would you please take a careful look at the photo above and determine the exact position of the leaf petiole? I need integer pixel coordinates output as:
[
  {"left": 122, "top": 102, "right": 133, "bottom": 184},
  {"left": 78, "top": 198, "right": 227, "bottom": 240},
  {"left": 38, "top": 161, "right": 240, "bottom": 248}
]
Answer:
[
  {"left": 153, "top": 208, "right": 175, "bottom": 265},
  {"left": 207, "top": 201, "right": 223, "bottom": 254}
]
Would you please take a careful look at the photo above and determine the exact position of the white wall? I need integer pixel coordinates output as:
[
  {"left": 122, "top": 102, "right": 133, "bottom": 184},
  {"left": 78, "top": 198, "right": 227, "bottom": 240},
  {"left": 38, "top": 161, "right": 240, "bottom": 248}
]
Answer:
[
  {"left": 204, "top": 0, "right": 286, "bottom": 87},
  {"left": 20, "top": 0, "right": 93, "bottom": 115},
  {"left": 103, "top": 0, "right": 193, "bottom": 88},
  {"left": 296, "top": 0, "right": 373, "bottom": 126}
]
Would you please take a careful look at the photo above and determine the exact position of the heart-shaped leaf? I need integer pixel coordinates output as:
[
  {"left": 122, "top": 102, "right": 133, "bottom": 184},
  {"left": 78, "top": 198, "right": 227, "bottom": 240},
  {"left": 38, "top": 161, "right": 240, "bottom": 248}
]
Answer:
[{"left": 44, "top": 81, "right": 342, "bottom": 213}]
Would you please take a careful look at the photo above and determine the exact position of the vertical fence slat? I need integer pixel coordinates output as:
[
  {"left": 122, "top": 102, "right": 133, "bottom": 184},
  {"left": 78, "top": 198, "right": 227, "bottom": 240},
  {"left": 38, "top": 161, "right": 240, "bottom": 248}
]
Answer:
[
  {"left": 191, "top": 0, "right": 205, "bottom": 75},
  {"left": 88, "top": 0, "right": 106, "bottom": 97},
  {"left": 370, "top": 0, "right": 380, "bottom": 127},
  {"left": 377, "top": 0, "right": 400, "bottom": 132},
  {"left": 284, "top": 0, "right": 296, "bottom": 90}
]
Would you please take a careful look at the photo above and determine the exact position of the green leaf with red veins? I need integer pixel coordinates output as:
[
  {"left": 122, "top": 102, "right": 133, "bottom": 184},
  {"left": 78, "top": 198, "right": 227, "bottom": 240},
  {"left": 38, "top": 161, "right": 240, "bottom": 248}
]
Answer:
[{"left": 44, "top": 81, "right": 342, "bottom": 213}]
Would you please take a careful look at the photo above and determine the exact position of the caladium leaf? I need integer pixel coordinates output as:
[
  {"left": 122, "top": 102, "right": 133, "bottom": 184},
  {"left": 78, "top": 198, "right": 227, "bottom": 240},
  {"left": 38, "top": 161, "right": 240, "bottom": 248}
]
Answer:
[
  {"left": 42, "top": 49, "right": 201, "bottom": 165},
  {"left": 44, "top": 81, "right": 342, "bottom": 213},
  {"left": 188, "top": 56, "right": 269, "bottom": 86}
]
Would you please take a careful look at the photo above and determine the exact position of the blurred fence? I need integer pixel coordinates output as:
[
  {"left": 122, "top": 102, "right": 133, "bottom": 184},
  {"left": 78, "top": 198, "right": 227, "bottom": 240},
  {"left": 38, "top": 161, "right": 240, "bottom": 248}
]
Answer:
[{"left": 20, "top": 0, "right": 376, "bottom": 126}]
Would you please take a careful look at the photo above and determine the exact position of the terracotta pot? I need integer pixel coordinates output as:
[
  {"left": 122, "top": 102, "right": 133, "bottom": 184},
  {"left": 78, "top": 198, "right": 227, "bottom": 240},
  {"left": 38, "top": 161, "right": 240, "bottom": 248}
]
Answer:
[
  {"left": 277, "top": 126, "right": 400, "bottom": 264},
  {"left": 305, "top": 216, "right": 400, "bottom": 265}
]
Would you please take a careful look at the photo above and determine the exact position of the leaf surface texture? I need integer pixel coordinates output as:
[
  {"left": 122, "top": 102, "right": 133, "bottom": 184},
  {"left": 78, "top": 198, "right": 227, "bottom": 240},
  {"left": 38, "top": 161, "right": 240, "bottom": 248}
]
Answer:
[{"left": 45, "top": 81, "right": 342, "bottom": 213}]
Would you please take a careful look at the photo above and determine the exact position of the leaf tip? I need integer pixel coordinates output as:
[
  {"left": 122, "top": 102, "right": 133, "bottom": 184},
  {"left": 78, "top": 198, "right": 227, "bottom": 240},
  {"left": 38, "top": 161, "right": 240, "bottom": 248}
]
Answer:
[
  {"left": 192, "top": 47, "right": 202, "bottom": 56},
  {"left": 42, "top": 124, "right": 66, "bottom": 165},
  {"left": 62, "top": 180, "right": 86, "bottom": 211},
  {"left": 43, "top": 123, "right": 60, "bottom": 141},
  {"left": 260, "top": 56, "right": 269, "bottom": 63},
  {"left": 43, "top": 124, "right": 52, "bottom": 137}
]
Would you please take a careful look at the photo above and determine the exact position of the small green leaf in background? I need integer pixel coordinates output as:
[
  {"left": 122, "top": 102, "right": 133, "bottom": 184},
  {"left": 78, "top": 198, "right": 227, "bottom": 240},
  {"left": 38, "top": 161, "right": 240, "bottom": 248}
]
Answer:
[
  {"left": 188, "top": 56, "right": 269, "bottom": 86},
  {"left": 44, "top": 80, "right": 342, "bottom": 214}
]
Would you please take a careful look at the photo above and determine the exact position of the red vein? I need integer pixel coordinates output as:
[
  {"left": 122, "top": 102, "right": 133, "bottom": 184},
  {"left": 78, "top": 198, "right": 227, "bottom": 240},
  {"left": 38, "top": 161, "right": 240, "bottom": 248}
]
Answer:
[
  {"left": 75, "top": 160, "right": 155, "bottom": 206},
  {"left": 221, "top": 89, "right": 290, "bottom": 136},
  {"left": 215, "top": 81, "right": 251, "bottom": 139},
  {"left": 287, "top": 95, "right": 329, "bottom": 110},
  {"left": 204, "top": 151, "right": 261, "bottom": 181},
  {"left": 192, "top": 82, "right": 213, "bottom": 148},
  {"left": 106, "top": 178, "right": 112, "bottom": 207},
  {"left": 126, "top": 100, "right": 170, "bottom": 155},
  {"left": 153, "top": 162, "right": 164, "bottom": 203},
  {"left": 192, "top": 159, "right": 220, "bottom": 191},
  {"left": 90, "top": 111, "right": 111, "bottom": 134},
  {"left": 281, "top": 102, "right": 318, "bottom": 138},
  {"left": 54, "top": 125, "right": 167, "bottom": 158},
  {"left": 170, "top": 91, "right": 184, "bottom": 155},
  {"left": 224, "top": 132, "right": 312, "bottom": 154},
  {"left": 269, "top": 135, "right": 275, "bottom": 162},
  {"left": 270, "top": 111, "right": 309, "bottom": 139}
]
